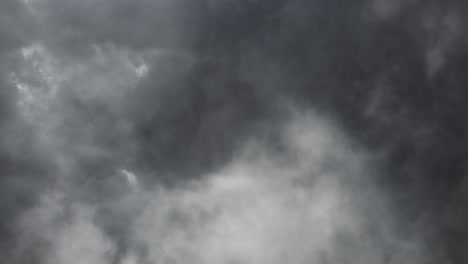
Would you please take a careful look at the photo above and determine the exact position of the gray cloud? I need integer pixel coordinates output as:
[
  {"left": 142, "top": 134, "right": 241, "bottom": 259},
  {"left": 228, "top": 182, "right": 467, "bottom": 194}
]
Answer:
[
  {"left": 18, "top": 113, "right": 428, "bottom": 264},
  {"left": 0, "top": 0, "right": 467, "bottom": 263}
]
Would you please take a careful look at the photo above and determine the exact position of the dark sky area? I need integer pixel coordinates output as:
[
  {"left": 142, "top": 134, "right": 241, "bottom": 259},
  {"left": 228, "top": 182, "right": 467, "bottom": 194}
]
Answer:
[{"left": 0, "top": 0, "right": 467, "bottom": 263}]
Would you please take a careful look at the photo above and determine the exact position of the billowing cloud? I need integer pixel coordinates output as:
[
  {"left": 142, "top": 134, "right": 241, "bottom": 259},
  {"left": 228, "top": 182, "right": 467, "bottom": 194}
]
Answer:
[
  {"left": 0, "top": 0, "right": 467, "bottom": 263},
  {"left": 18, "top": 113, "right": 426, "bottom": 264}
]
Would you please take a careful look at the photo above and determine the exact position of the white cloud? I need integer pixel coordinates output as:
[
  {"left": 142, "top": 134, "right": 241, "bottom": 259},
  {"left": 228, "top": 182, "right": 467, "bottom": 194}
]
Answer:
[
  {"left": 16, "top": 107, "right": 425, "bottom": 264},
  {"left": 47, "top": 205, "right": 115, "bottom": 264},
  {"left": 126, "top": 114, "right": 417, "bottom": 264}
]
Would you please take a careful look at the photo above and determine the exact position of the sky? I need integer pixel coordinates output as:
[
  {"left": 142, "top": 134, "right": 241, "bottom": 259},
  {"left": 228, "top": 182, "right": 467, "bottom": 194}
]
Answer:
[{"left": 0, "top": 0, "right": 467, "bottom": 263}]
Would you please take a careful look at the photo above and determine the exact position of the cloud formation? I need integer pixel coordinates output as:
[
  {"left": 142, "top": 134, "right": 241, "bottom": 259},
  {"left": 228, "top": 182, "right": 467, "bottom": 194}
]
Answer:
[
  {"left": 0, "top": 0, "right": 467, "bottom": 263},
  {"left": 19, "top": 113, "right": 425, "bottom": 264}
]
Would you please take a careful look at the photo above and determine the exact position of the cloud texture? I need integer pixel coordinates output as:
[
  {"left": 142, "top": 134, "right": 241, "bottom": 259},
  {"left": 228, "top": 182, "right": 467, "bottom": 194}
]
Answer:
[{"left": 0, "top": 0, "right": 467, "bottom": 263}]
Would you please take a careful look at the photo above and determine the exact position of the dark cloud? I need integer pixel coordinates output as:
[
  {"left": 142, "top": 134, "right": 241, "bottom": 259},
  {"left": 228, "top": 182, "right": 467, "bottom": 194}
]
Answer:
[
  {"left": 0, "top": 0, "right": 34, "bottom": 54},
  {"left": 0, "top": 0, "right": 467, "bottom": 263}
]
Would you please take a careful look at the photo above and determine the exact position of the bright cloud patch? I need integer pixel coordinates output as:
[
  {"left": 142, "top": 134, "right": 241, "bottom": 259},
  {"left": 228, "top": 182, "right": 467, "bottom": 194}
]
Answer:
[{"left": 18, "top": 114, "right": 422, "bottom": 264}]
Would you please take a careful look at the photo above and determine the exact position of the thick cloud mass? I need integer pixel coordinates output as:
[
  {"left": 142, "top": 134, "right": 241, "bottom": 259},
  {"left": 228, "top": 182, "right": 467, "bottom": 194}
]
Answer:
[{"left": 0, "top": 0, "right": 467, "bottom": 263}]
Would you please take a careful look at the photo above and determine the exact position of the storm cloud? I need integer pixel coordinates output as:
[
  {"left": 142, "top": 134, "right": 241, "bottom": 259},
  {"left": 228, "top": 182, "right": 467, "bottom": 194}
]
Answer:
[{"left": 0, "top": 0, "right": 467, "bottom": 263}]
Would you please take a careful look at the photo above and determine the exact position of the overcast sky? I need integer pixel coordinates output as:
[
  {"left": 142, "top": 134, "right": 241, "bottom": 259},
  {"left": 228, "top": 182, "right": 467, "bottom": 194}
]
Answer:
[{"left": 0, "top": 0, "right": 467, "bottom": 264}]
